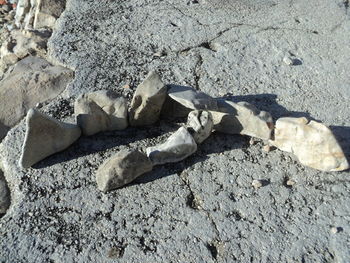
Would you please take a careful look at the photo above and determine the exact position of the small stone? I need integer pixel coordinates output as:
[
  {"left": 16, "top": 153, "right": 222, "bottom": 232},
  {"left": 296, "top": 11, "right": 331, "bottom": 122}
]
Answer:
[
  {"left": 249, "top": 138, "right": 256, "bottom": 145},
  {"left": 286, "top": 179, "right": 296, "bottom": 186},
  {"left": 252, "top": 179, "right": 263, "bottom": 189},
  {"left": 330, "top": 227, "right": 343, "bottom": 234},
  {"left": 19, "top": 109, "right": 81, "bottom": 168},
  {"left": 0, "top": 170, "right": 10, "bottom": 215},
  {"left": 262, "top": 144, "right": 271, "bottom": 152},
  {"left": 270, "top": 117, "right": 349, "bottom": 171},
  {"left": 283, "top": 56, "right": 293, "bottom": 65},
  {"left": 75, "top": 90, "right": 128, "bottom": 136},
  {"left": 186, "top": 110, "right": 213, "bottom": 144},
  {"left": 146, "top": 127, "right": 197, "bottom": 165},
  {"left": 96, "top": 150, "right": 153, "bottom": 192},
  {"left": 129, "top": 71, "right": 167, "bottom": 126}
]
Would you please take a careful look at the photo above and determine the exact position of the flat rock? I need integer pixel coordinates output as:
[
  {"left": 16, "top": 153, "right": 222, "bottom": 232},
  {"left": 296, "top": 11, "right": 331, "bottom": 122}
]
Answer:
[
  {"left": 75, "top": 90, "right": 128, "bottom": 136},
  {"left": 270, "top": 117, "right": 349, "bottom": 171},
  {"left": 20, "top": 109, "right": 81, "bottom": 168},
  {"left": 129, "top": 71, "right": 167, "bottom": 126},
  {"left": 186, "top": 110, "right": 213, "bottom": 144},
  {"left": 0, "top": 170, "right": 10, "bottom": 215},
  {"left": 96, "top": 150, "right": 153, "bottom": 192},
  {"left": 0, "top": 56, "right": 74, "bottom": 141},
  {"left": 211, "top": 100, "right": 273, "bottom": 140},
  {"left": 146, "top": 127, "right": 197, "bottom": 165}
]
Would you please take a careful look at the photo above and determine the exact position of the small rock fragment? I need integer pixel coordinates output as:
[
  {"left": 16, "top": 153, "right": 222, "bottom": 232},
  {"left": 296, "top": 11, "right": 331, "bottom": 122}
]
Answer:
[
  {"left": 19, "top": 109, "right": 81, "bottom": 168},
  {"left": 286, "top": 179, "right": 296, "bottom": 186},
  {"left": 75, "top": 90, "right": 128, "bottom": 136},
  {"left": 129, "top": 71, "right": 167, "bottom": 126},
  {"left": 252, "top": 179, "right": 263, "bottom": 189},
  {"left": 96, "top": 150, "right": 153, "bottom": 192},
  {"left": 186, "top": 110, "right": 213, "bottom": 144},
  {"left": 270, "top": 117, "right": 349, "bottom": 171},
  {"left": 0, "top": 170, "right": 10, "bottom": 215},
  {"left": 146, "top": 127, "right": 197, "bottom": 165},
  {"left": 262, "top": 144, "right": 271, "bottom": 152}
]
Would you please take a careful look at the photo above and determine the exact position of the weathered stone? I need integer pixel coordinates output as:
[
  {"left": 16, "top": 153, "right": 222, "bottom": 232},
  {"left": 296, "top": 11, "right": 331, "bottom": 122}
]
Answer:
[
  {"left": 186, "top": 110, "right": 213, "bottom": 144},
  {"left": 129, "top": 71, "right": 167, "bottom": 126},
  {"left": 0, "top": 56, "right": 74, "bottom": 141},
  {"left": 96, "top": 150, "right": 153, "bottom": 192},
  {"left": 19, "top": 109, "right": 81, "bottom": 168},
  {"left": 270, "top": 117, "right": 349, "bottom": 172},
  {"left": 211, "top": 100, "right": 273, "bottom": 140},
  {"left": 75, "top": 90, "right": 128, "bottom": 136},
  {"left": 0, "top": 170, "right": 10, "bottom": 215},
  {"left": 168, "top": 85, "right": 218, "bottom": 111},
  {"left": 146, "top": 127, "right": 197, "bottom": 165}
]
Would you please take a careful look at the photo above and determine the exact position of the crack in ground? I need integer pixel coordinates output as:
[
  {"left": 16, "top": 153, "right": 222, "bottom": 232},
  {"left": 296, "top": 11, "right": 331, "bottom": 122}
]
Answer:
[{"left": 193, "top": 54, "right": 203, "bottom": 91}]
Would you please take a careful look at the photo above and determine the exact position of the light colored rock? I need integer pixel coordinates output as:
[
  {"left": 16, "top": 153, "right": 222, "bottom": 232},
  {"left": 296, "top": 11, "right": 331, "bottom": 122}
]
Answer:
[
  {"left": 0, "top": 170, "right": 10, "bottom": 215},
  {"left": 186, "top": 110, "right": 213, "bottom": 144},
  {"left": 252, "top": 179, "right": 263, "bottom": 189},
  {"left": 19, "top": 109, "right": 81, "bottom": 168},
  {"left": 146, "top": 127, "right": 197, "bottom": 165},
  {"left": 211, "top": 100, "right": 273, "bottom": 140},
  {"left": 0, "top": 56, "right": 74, "bottom": 140},
  {"left": 270, "top": 117, "right": 349, "bottom": 172},
  {"left": 75, "top": 90, "right": 128, "bottom": 136},
  {"left": 129, "top": 71, "right": 167, "bottom": 126},
  {"left": 96, "top": 150, "right": 153, "bottom": 192},
  {"left": 168, "top": 85, "right": 218, "bottom": 111}
]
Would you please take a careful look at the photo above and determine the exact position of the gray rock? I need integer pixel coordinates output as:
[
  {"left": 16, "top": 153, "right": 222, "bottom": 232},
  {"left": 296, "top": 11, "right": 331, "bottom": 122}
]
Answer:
[
  {"left": 146, "top": 127, "right": 197, "bottom": 165},
  {"left": 96, "top": 150, "right": 153, "bottom": 192},
  {"left": 212, "top": 100, "right": 273, "bottom": 140},
  {"left": 0, "top": 170, "right": 10, "bottom": 215},
  {"left": 75, "top": 90, "right": 128, "bottom": 136},
  {"left": 186, "top": 110, "right": 213, "bottom": 144},
  {"left": 160, "top": 94, "right": 193, "bottom": 119},
  {"left": 167, "top": 85, "right": 218, "bottom": 111},
  {"left": 0, "top": 56, "right": 74, "bottom": 141},
  {"left": 129, "top": 71, "right": 167, "bottom": 126},
  {"left": 19, "top": 109, "right": 81, "bottom": 168}
]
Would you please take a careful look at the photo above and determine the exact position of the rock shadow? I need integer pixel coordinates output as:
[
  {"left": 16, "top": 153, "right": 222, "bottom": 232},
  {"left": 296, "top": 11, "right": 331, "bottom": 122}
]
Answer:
[{"left": 330, "top": 125, "right": 350, "bottom": 165}]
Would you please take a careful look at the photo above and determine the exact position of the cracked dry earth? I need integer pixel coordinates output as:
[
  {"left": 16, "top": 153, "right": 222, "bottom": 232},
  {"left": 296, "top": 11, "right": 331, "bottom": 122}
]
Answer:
[{"left": 1, "top": 0, "right": 350, "bottom": 262}]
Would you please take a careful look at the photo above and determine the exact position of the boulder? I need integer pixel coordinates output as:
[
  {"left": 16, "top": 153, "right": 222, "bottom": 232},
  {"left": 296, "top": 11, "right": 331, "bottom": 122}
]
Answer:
[
  {"left": 146, "top": 127, "right": 197, "bottom": 165},
  {"left": 186, "top": 110, "right": 213, "bottom": 144},
  {"left": 270, "top": 117, "right": 349, "bottom": 171},
  {"left": 129, "top": 71, "right": 167, "bottom": 126},
  {"left": 75, "top": 90, "right": 128, "bottom": 136},
  {"left": 19, "top": 109, "right": 81, "bottom": 168},
  {"left": 96, "top": 150, "right": 153, "bottom": 192}
]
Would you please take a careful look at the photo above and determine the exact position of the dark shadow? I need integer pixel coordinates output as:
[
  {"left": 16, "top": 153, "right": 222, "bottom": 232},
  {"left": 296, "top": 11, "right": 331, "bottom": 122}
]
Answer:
[{"left": 330, "top": 126, "right": 350, "bottom": 164}]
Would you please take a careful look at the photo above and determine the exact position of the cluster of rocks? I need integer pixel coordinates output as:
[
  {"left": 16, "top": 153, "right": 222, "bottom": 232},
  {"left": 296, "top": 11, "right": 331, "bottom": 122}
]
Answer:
[
  {"left": 0, "top": 1, "right": 15, "bottom": 29},
  {"left": 18, "top": 71, "right": 349, "bottom": 193}
]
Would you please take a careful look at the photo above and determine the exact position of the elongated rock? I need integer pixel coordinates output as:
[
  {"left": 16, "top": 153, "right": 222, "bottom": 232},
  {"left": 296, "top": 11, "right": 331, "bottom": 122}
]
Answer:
[
  {"left": 75, "top": 90, "right": 128, "bottom": 136},
  {"left": 96, "top": 150, "right": 153, "bottom": 192},
  {"left": 0, "top": 170, "right": 10, "bottom": 215},
  {"left": 211, "top": 100, "right": 273, "bottom": 140},
  {"left": 187, "top": 110, "right": 213, "bottom": 144},
  {"left": 20, "top": 109, "right": 81, "bottom": 168},
  {"left": 129, "top": 71, "right": 167, "bottom": 126},
  {"left": 146, "top": 127, "right": 197, "bottom": 165},
  {"left": 270, "top": 117, "right": 349, "bottom": 171}
]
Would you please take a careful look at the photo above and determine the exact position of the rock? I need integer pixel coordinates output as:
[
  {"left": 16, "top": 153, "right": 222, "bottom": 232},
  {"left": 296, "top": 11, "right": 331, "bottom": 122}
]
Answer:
[
  {"left": 0, "top": 170, "right": 10, "bottom": 215},
  {"left": 75, "top": 90, "right": 128, "bottom": 136},
  {"left": 211, "top": 100, "right": 273, "bottom": 140},
  {"left": 0, "top": 56, "right": 74, "bottom": 141},
  {"left": 160, "top": 94, "right": 193, "bottom": 119},
  {"left": 96, "top": 150, "right": 153, "bottom": 192},
  {"left": 167, "top": 85, "right": 218, "bottom": 111},
  {"left": 186, "top": 110, "right": 213, "bottom": 144},
  {"left": 146, "top": 127, "right": 197, "bottom": 165},
  {"left": 129, "top": 71, "right": 167, "bottom": 126},
  {"left": 252, "top": 179, "right": 263, "bottom": 189},
  {"left": 270, "top": 117, "right": 349, "bottom": 171},
  {"left": 19, "top": 109, "right": 81, "bottom": 168}
]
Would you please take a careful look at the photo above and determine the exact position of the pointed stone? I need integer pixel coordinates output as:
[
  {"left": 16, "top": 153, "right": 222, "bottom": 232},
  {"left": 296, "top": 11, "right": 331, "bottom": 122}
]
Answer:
[
  {"left": 186, "top": 110, "right": 213, "bottom": 144},
  {"left": 270, "top": 117, "right": 349, "bottom": 171},
  {"left": 96, "top": 150, "right": 153, "bottom": 192},
  {"left": 129, "top": 71, "right": 167, "bottom": 126},
  {"left": 146, "top": 127, "right": 197, "bottom": 165},
  {"left": 20, "top": 109, "right": 81, "bottom": 168}
]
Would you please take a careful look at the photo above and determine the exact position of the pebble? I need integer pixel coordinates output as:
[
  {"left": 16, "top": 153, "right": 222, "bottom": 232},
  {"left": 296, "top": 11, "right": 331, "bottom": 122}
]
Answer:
[{"left": 252, "top": 179, "right": 263, "bottom": 189}]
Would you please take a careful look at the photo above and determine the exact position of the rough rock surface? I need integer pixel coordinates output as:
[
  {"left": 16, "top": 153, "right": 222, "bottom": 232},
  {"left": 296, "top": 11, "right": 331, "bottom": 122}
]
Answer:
[
  {"left": 0, "top": 56, "right": 74, "bottom": 140},
  {"left": 270, "top": 117, "right": 349, "bottom": 172},
  {"left": 187, "top": 110, "right": 213, "bottom": 144},
  {"left": 20, "top": 109, "right": 81, "bottom": 168},
  {"left": 0, "top": 169, "right": 10, "bottom": 215},
  {"left": 129, "top": 71, "right": 167, "bottom": 126},
  {"left": 146, "top": 127, "right": 197, "bottom": 165},
  {"left": 75, "top": 90, "right": 128, "bottom": 136},
  {"left": 96, "top": 150, "right": 153, "bottom": 192},
  {"left": 1, "top": 0, "right": 350, "bottom": 262}
]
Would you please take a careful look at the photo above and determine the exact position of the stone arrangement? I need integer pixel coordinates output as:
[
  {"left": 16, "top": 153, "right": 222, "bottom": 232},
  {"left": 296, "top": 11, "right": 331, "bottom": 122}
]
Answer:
[{"left": 17, "top": 70, "right": 349, "bottom": 192}]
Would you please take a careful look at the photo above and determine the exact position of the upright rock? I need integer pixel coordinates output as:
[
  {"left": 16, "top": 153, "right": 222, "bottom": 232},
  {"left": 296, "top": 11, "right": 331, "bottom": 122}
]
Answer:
[
  {"left": 20, "top": 109, "right": 81, "bottom": 168},
  {"left": 75, "top": 90, "right": 128, "bottom": 136},
  {"left": 129, "top": 71, "right": 167, "bottom": 126},
  {"left": 96, "top": 150, "right": 153, "bottom": 192},
  {"left": 186, "top": 110, "right": 213, "bottom": 144},
  {"left": 0, "top": 170, "right": 10, "bottom": 216},
  {"left": 146, "top": 127, "right": 197, "bottom": 165},
  {"left": 270, "top": 117, "right": 349, "bottom": 172}
]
